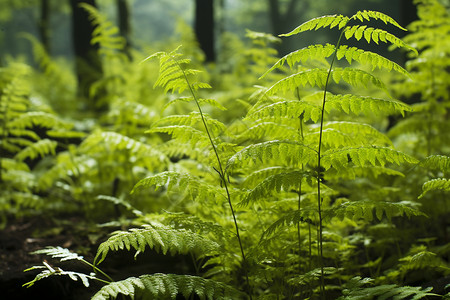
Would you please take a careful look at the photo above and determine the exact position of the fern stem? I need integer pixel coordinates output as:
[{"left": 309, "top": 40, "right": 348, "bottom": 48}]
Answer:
[
  {"left": 176, "top": 60, "right": 252, "bottom": 298},
  {"left": 316, "top": 23, "right": 348, "bottom": 299}
]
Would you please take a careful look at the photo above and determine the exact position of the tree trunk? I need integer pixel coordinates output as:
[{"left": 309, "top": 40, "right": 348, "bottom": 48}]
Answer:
[
  {"left": 39, "top": 0, "right": 50, "bottom": 54},
  {"left": 194, "top": 0, "right": 215, "bottom": 62},
  {"left": 69, "top": 0, "right": 104, "bottom": 109},
  {"left": 117, "top": 0, "right": 132, "bottom": 58}
]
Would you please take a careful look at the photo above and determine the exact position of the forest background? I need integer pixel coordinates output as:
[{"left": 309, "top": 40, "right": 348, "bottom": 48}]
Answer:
[{"left": 0, "top": 0, "right": 449, "bottom": 299}]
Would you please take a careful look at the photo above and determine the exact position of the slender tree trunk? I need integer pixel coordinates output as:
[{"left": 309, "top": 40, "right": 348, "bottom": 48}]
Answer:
[
  {"left": 69, "top": 0, "right": 104, "bottom": 110},
  {"left": 194, "top": 0, "right": 215, "bottom": 62},
  {"left": 39, "top": 0, "right": 50, "bottom": 53},
  {"left": 117, "top": 0, "right": 132, "bottom": 58}
]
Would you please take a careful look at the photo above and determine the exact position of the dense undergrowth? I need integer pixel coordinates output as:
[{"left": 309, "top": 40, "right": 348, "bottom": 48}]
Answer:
[{"left": 0, "top": 0, "right": 448, "bottom": 299}]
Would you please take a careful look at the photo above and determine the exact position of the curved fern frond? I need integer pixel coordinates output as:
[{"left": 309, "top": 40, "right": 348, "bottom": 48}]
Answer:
[
  {"left": 7, "top": 111, "right": 70, "bottom": 129},
  {"left": 261, "top": 44, "right": 409, "bottom": 78},
  {"left": 14, "top": 139, "right": 57, "bottom": 161},
  {"left": 242, "top": 166, "right": 298, "bottom": 188},
  {"left": 226, "top": 140, "right": 317, "bottom": 171},
  {"left": 321, "top": 146, "right": 418, "bottom": 171},
  {"left": 244, "top": 100, "right": 322, "bottom": 123},
  {"left": 419, "top": 178, "right": 450, "bottom": 199},
  {"left": 131, "top": 171, "right": 224, "bottom": 202},
  {"left": 91, "top": 273, "right": 246, "bottom": 300},
  {"left": 340, "top": 276, "right": 437, "bottom": 300},
  {"left": 162, "top": 97, "right": 226, "bottom": 112},
  {"left": 265, "top": 68, "right": 388, "bottom": 96},
  {"left": 261, "top": 209, "right": 317, "bottom": 241},
  {"left": 95, "top": 223, "right": 220, "bottom": 265},
  {"left": 151, "top": 112, "right": 227, "bottom": 136},
  {"left": 330, "top": 200, "right": 426, "bottom": 222},
  {"left": 146, "top": 125, "right": 210, "bottom": 147},
  {"left": 280, "top": 14, "right": 350, "bottom": 37},
  {"left": 80, "top": 3, "right": 126, "bottom": 54},
  {"left": 420, "top": 155, "right": 450, "bottom": 172},
  {"left": 353, "top": 10, "right": 407, "bottom": 31},
  {"left": 238, "top": 122, "right": 298, "bottom": 141},
  {"left": 142, "top": 46, "right": 211, "bottom": 94},
  {"left": 310, "top": 121, "right": 392, "bottom": 147},
  {"left": 240, "top": 170, "right": 313, "bottom": 207},
  {"left": 30, "top": 246, "right": 85, "bottom": 262},
  {"left": 326, "top": 94, "right": 412, "bottom": 116},
  {"left": 343, "top": 25, "right": 418, "bottom": 55}
]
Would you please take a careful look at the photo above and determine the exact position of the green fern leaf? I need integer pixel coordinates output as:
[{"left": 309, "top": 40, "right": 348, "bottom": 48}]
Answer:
[
  {"left": 242, "top": 166, "right": 297, "bottom": 188},
  {"left": 94, "top": 223, "right": 219, "bottom": 265},
  {"left": 147, "top": 125, "right": 210, "bottom": 147},
  {"left": 240, "top": 170, "right": 312, "bottom": 207},
  {"left": 343, "top": 25, "right": 418, "bottom": 55},
  {"left": 7, "top": 111, "right": 70, "bottom": 129},
  {"left": 321, "top": 146, "right": 418, "bottom": 171},
  {"left": 131, "top": 171, "right": 223, "bottom": 202},
  {"left": 339, "top": 276, "right": 437, "bottom": 300},
  {"left": 14, "top": 139, "right": 57, "bottom": 161},
  {"left": 238, "top": 122, "right": 298, "bottom": 141},
  {"left": 244, "top": 100, "right": 322, "bottom": 123},
  {"left": 162, "top": 97, "right": 226, "bottom": 112},
  {"left": 91, "top": 273, "right": 246, "bottom": 300},
  {"left": 420, "top": 155, "right": 450, "bottom": 172},
  {"left": 326, "top": 94, "right": 412, "bottom": 116},
  {"left": 419, "top": 178, "right": 450, "bottom": 199},
  {"left": 30, "top": 246, "right": 85, "bottom": 262},
  {"left": 353, "top": 10, "right": 407, "bottom": 31},
  {"left": 151, "top": 112, "right": 227, "bottom": 136},
  {"left": 331, "top": 200, "right": 425, "bottom": 222},
  {"left": 226, "top": 141, "right": 317, "bottom": 171},
  {"left": 280, "top": 14, "right": 350, "bottom": 37},
  {"left": 265, "top": 68, "right": 388, "bottom": 96}
]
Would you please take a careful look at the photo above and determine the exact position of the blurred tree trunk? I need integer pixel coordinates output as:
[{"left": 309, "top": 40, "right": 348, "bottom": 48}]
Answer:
[
  {"left": 117, "top": 0, "right": 132, "bottom": 58},
  {"left": 39, "top": 0, "right": 50, "bottom": 53},
  {"left": 268, "top": 0, "right": 308, "bottom": 55},
  {"left": 69, "top": 0, "right": 104, "bottom": 109},
  {"left": 194, "top": 0, "right": 215, "bottom": 62}
]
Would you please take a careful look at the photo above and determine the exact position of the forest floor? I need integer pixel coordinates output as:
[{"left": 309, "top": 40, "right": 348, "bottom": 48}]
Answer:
[{"left": 0, "top": 215, "right": 197, "bottom": 300}]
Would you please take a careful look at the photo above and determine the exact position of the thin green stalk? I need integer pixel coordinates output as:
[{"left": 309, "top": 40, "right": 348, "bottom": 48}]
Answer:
[
  {"left": 178, "top": 62, "right": 252, "bottom": 298},
  {"left": 316, "top": 22, "right": 348, "bottom": 299}
]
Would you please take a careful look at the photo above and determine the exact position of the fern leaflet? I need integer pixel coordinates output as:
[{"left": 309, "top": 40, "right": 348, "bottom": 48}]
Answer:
[{"left": 419, "top": 178, "right": 450, "bottom": 199}]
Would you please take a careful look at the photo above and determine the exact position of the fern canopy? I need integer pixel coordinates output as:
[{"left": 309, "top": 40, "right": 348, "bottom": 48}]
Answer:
[{"left": 91, "top": 273, "right": 246, "bottom": 300}]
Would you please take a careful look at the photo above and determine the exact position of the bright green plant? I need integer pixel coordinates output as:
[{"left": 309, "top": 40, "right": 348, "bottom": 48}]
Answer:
[{"left": 22, "top": 7, "right": 448, "bottom": 300}]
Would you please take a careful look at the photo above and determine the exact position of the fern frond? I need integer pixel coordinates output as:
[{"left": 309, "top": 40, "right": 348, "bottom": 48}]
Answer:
[
  {"left": 261, "top": 209, "right": 317, "bottom": 240},
  {"left": 23, "top": 262, "right": 96, "bottom": 288},
  {"left": 419, "top": 178, "right": 450, "bottom": 199},
  {"left": 162, "top": 97, "right": 226, "bottom": 112},
  {"left": 261, "top": 44, "right": 409, "bottom": 78},
  {"left": 339, "top": 276, "right": 437, "bottom": 300},
  {"left": 310, "top": 121, "right": 392, "bottom": 147},
  {"left": 240, "top": 170, "right": 312, "bottom": 207},
  {"left": 238, "top": 122, "right": 298, "bottom": 141},
  {"left": 280, "top": 14, "right": 350, "bottom": 37},
  {"left": 131, "top": 171, "right": 223, "bottom": 202},
  {"left": 91, "top": 273, "right": 246, "bottom": 300},
  {"left": 420, "top": 155, "right": 450, "bottom": 172},
  {"left": 244, "top": 100, "right": 322, "bottom": 123},
  {"left": 343, "top": 25, "right": 418, "bottom": 55},
  {"left": 94, "top": 223, "right": 219, "bottom": 265},
  {"left": 7, "top": 111, "right": 70, "bottom": 129},
  {"left": 242, "top": 166, "right": 298, "bottom": 188},
  {"left": 30, "top": 246, "right": 85, "bottom": 262},
  {"left": 265, "top": 68, "right": 388, "bottom": 95},
  {"left": 353, "top": 10, "right": 407, "bottom": 31},
  {"left": 142, "top": 46, "right": 211, "bottom": 94},
  {"left": 226, "top": 140, "right": 317, "bottom": 171},
  {"left": 321, "top": 146, "right": 418, "bottom": 171},
  {"left": 80, "top": 3, "right": 126, "bottom": 54},
  {"left": 330, "top": 200, "right": 425, "bottom": 222},
  {"left": 151, "top": 112, "right": 227, "bottom": 136},
  {"left": 147, "top": 125, "right": 210, "bottom": 147},
  {"left": 326, "top": 94, "right": 412, "bottom": 116},
  {"left": 14, "top": 139, "right": 57, "bottom": 161}
]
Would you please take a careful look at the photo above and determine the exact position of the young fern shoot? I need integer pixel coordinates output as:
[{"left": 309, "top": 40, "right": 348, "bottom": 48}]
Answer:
[
  {"left": 141, "top": 47, "right": 251, "bottom": 296},
  {"left": 261, "top": 10, "right": 418, "bottom": 297}
]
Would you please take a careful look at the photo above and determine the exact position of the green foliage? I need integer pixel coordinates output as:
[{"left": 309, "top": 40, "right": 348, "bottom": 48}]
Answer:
[{"left": 92, "top": 274, "right": 246, "bottom": 300}]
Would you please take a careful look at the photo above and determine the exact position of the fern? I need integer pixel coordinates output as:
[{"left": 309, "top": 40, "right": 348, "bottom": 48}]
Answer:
[
  {"left": 91, "top": 273, "right": 246, "bottom": 300},
  {"left": 14, "top": 139, "right": 57, "bottom": 161},
  {"left": 338, "top": 276, "right": 437, "bottom": 300},
  {"left": 94, "top": 223, "right": 220, "bottom": 265},
  {"left": 419, "top": 178, "right": 450, "bottom": 199}
]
